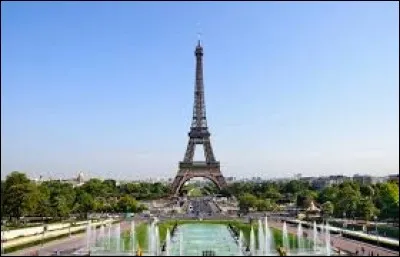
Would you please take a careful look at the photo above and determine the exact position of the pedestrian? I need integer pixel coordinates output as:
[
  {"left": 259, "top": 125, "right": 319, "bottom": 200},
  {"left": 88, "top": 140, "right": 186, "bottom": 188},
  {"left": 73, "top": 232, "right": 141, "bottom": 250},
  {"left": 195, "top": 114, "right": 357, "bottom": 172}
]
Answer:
[
  {"left": 361, "top": 247, "right": 365, "bottom": 255},
  {"left": 356, "top": 250, "right": 359, "bottom": 255}
]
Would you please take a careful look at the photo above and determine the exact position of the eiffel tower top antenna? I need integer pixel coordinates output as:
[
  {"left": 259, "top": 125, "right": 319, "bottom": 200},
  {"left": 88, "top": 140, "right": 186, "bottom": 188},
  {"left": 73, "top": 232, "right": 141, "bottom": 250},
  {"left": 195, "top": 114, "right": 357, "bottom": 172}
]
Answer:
[{"left": 196, "top": 22, "right": 202, "bottom": 46}]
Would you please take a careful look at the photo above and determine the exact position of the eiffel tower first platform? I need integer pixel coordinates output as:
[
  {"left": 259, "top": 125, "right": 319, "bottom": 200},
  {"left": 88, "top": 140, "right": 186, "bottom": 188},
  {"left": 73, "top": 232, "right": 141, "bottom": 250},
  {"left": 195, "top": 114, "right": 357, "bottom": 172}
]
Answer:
[{"left": 170, "top": 40, "right": 227, "bottom": 196}]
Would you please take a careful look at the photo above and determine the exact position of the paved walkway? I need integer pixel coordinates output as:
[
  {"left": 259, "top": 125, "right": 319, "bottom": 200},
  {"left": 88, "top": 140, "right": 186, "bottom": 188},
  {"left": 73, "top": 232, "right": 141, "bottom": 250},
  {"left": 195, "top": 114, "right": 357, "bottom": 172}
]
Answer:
[{"left": 268, "top": 220, "right": 399, "bottom": 256}]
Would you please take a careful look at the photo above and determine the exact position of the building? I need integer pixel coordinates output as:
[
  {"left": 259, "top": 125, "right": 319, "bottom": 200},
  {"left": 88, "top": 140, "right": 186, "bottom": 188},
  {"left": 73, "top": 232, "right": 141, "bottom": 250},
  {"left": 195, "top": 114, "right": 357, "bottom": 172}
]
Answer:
[
  {"left": 388, "top": 174, "right": 399, "bottom": 184},
  {"left": 33, "top": 171, "right": 86, "bottom": 187},
  {"left": 225, "top": 177, "right": 236, "bottom": 183},
  {"left": 352, "top": 174, "right": 373, "bottom": 185},
  {"left": 311, "top": 175, "right": 351, "bottom": 190}
]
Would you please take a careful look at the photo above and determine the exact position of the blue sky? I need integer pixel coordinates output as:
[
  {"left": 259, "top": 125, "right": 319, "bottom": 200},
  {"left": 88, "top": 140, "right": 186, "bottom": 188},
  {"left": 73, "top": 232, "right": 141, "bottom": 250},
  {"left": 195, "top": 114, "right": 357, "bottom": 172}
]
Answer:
[{"left": 1, "top": 1, "right": 399, "bottom": 180}]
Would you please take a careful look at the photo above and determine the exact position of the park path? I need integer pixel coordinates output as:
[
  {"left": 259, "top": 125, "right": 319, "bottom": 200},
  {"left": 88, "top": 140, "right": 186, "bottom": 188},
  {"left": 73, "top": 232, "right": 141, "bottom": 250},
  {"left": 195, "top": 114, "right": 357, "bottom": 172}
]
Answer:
[
  {"left": 4, "top": 220, "right": 142, "bottom": 256},
  {"left": 268, "top": 220, "right": 399, "bottom": 256}
]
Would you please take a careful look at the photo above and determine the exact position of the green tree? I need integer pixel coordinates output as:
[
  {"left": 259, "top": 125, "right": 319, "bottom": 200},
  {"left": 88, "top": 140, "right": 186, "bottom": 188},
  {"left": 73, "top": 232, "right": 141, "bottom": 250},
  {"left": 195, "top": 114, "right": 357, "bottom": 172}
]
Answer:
[
  {"left": 357, "top": 198, "right": 379, "bottom": 222},
  {"left": 44, "top": 181, "right": 75, "bottom": 219},
  {"left": 375, "top": 182, "right": 399, "bottom": 220},
  {"left": 321, "top": 201, "right": 334, "bottom": 219},
  {"left": 335, "top": 185, "right": 361, "bottom": 218},
  {"left": 318, "top": 186, "right": 339, "bottom": 204},
  {"left": 81, "top": 179, "right": 106, "bottom": 197},
  {"left": 360, "top": 185, "right": 375, "bottom": 198},
  {"left": 116, "top": 195, "right": 139, "bottom": 213},
  {"left": 1, "top": 180, "right": 5, "bottom": 219},
  {"left": 74, "top": 190, "right": 95, "bottom": 219},
  {"left": 238, "top": 193, "right": 258, "bottom": 213},
  {"left": 3, "top": 172, "right": 39, "bottom": 221},
  {"left": 35, "top": 184, "right": 51, "bottom": 217},
  {"left": 296, "top": 190, "right": 317, "bottom": 208}
]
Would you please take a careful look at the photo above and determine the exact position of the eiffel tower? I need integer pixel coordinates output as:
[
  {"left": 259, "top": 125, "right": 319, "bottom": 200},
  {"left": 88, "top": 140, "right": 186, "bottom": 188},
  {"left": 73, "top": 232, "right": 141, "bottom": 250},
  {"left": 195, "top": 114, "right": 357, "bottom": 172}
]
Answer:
[{"left": 170, "top": 40, "right": 227, "bottom": 196}]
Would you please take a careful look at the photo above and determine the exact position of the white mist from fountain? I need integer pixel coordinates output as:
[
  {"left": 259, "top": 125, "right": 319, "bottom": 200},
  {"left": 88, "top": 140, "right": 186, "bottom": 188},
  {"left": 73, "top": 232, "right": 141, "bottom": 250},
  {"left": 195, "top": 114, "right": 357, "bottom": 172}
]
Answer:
[
  {"left": 165, "top": 228, "right": 171, "bottom": 256},
  {"left": 92, "top": 224, "right": 97, "bottom": 248},
  {"left": 131, "top": 221, "right": 136, "bottom": 253},
  {"left": 114, "top": 223, "right": 121, "bottom": 252},
  {"left": 297, "top": 223, "right": 305, "bottom": 252},
  {"left": 264, "top": 216, "right": 274, "bottom": 255},
  {"left": 250, "top": 226, "right": 255, "bottom": 255},
  {"left": 282, "top": 222, "right": 290, "bottom": 255},
  {"left": 325, "top": 223, "right": 331, "bottom": 256},
  {"left": 238, "top": 230, "right": 243, "bottom": 256},
  {"left": 86, "top": 221, "right": 92, "bottom": 251},
  {"left": 148, "top": 221, "right": 155, "bottom": 255},
  {"left": 107, "top": 223, "right": 112, "bottom": 251},
  {"left": 98, "top": 225, "right": 105, "bottom": 247},
  {"left": 155, "top": 225, "right": 160, "bottom": 256},
  {"left": 257, "top": 219, "right": 265, "bottom": 256},
  {"left": 313, "top": 222, "right": 318, "bottom": 252},
  {"left": 179, "top": 230, "right": 184, "bottom": 256}
]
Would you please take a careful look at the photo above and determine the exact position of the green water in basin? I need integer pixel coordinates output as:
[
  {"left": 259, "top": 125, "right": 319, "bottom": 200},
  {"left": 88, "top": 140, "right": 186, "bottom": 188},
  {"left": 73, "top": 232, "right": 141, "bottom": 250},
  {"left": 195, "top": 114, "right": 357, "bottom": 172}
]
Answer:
[{"left": 169, "top": 223, "right": 242, "bottom": 256}]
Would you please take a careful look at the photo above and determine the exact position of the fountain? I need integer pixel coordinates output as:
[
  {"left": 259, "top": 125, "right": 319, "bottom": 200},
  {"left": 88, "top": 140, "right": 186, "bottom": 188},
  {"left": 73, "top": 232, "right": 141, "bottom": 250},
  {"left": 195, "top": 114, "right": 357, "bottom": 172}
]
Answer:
[
  {"left": 297, "top": 223, "right": 305, "bottom": 252},
  {"left": 148, "top": 219, "right": 158, "bottom": 255},
  {"left": 115, "top": 223, "right": 121, "bottom": 252},
  {"left": 179, "top": 230, "right": 183, "bottom": 256},
  {"left": 257, "top": 219, "right": 265, "bottom": 255},
  {"left": 165, "top": 228, "right": 171, "bottom": 256},
  {"left": 155, "top": 225, "right": 160, "bottom": 256},
  {"left": 238, "top": 230, "right": 243, "bottom": 256},
  {"left": 325, "top": 223, "right": 331, "bottom": 256},
  {"left": 250, "top": 226, "right": 256, "bottom": 255},
  {"left": 97, "top": 225, "right": 105, "bottom": 247},
  {"left": 107, "top": 223, "right": 112, "bottom": 250},
  {"left": 313, "top": 221, "right": 318, "bottom": 252},
  {"left": 80, "top": 216, "right": 334, "bottom": 256},
  {"left": 131, "top": 221, "right": 136, "bottom": 253},
  {"left": 282, "top": 222, "right": 290, "bottom": 255},
  {"left": 264, "top": 216, "right": 274, "bottom": 255},
  {"left": 86, "top": 221, "right": 92, "bottom": 250}
]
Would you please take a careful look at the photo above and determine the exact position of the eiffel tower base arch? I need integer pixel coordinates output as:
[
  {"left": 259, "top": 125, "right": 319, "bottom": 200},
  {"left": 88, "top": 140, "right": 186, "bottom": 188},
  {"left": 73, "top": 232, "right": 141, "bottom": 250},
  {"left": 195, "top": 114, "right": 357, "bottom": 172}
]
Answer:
[{"left": 170, "top": 167, "right": 227, "bottom": 197}]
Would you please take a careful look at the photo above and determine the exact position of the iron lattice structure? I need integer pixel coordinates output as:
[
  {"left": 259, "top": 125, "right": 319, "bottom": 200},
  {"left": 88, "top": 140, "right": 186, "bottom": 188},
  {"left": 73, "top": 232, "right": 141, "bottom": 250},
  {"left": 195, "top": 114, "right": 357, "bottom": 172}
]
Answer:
[{"left": 170, "top": 41, "right": 227, "bottom": 196}]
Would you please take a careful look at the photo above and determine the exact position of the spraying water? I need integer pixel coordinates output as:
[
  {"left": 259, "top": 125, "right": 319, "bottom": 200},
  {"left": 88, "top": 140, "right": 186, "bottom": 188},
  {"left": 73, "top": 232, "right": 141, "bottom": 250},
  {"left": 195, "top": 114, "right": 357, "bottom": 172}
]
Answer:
[
  {"left": 250, "top": 226, "right": 256, "bottom": 255},
  {"left": 264, "top": 216, "right": 274, "bottom": 255},
  {"left": 155, "top": 225, "right": 160, "bottom": 256},
  {"left": 325, "top": 223, "right": 331, "bottom": 256},
  {"left": 257, "top": 219, "right": 264, "bottom": 255},
  {"left": 148, "top": 221, "right": 155, "bottom": 255},
  {"left": 115, "top": 223, "right": 121, "bottom": 252},
  {"left": 91, "top": 223, "right": 97, "bottom": 249},
  {"left": 313, "top": 221, "right": 318, "bottom": 252},
  {"left": 297, "top": 223, "right": 305, "bottom": 252},
  {"left": 98, "top": 224, "right": 105, "bottom": 247},
  {"left": 179, "top": 230, "right": 184, "bottom": 256},
  {"left": 86, "top": 221, "right": 92, "bottom": 251},
  {"left": 108, "top": 223, "right": 112, "bottom": 251},
  {"left": 238, "top": 230, "right": 243, "bottom": 256},
  {"left": 130, "top": 221, "right": 136, "bottom": 253},
  {"left": 282, "top": 222, "right": 290, "bottom": 254},
  {"left": 165, "top": 228, "right": 171, "bottom": 256}
]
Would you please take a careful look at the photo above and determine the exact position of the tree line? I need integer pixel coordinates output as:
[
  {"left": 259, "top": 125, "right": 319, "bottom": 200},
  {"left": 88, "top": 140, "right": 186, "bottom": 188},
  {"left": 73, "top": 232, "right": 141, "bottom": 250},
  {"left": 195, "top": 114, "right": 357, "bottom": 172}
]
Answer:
[
  {"left": 1, "top": 171, "right": 170, "bottom": 223},
  {"left": 225, "top": 179, "right": 399, "bottom": 222}
]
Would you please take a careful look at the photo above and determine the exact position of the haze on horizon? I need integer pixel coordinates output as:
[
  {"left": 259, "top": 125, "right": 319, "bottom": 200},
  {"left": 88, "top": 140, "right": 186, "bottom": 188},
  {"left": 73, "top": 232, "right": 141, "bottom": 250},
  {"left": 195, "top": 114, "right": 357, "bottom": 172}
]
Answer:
[{"left": 1, "top": 2, "right": 399, "bottom": 181}]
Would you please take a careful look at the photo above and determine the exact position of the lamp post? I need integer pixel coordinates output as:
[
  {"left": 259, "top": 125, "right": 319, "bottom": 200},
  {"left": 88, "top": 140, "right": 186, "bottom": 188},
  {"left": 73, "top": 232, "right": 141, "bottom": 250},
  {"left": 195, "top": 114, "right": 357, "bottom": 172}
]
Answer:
[
  {"left": 1, "top": 229, "right": 4, "bottom": 255},
  {"left": 41, "top": 226, "right": 45, "bottom": 247},
  {"left": 374, "top": 216, "right": 378, "bottom": 246},
  {"left": 340, "top": 212, "right": 346, "bottom": 238}
]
